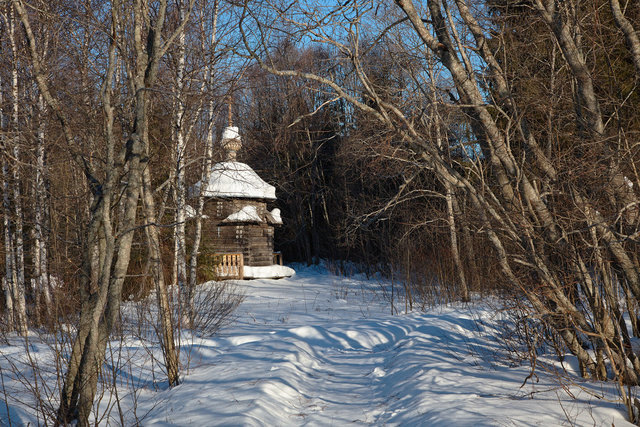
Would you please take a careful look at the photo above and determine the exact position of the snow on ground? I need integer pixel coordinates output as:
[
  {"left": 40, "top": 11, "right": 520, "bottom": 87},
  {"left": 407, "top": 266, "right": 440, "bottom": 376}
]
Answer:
[
  {"left": 0, "top": 264, "right": 633, "bottom": 426},
  {"left": 140, "top": 265, "right": 629, "bottom": 426}
]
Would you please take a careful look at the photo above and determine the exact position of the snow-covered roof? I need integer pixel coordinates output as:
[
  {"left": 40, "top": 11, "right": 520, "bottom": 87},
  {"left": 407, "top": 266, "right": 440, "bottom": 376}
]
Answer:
[
  {"left": 267, "top": 208, "right": 283, "bottom": 225},
  {"left": 222, "top": 126, "right": 240, "bottom": 141},
  {"left": 223, "top": 206, "right": 263, "bottom": 223},
  {"left": 200, "top": 161, "right": 276, "bottom": 200}
]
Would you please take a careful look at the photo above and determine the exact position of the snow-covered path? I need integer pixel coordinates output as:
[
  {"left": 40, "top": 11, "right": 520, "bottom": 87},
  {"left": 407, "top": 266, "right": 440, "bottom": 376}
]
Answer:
[{"left": 140, "top": 266, "right": 630, "bottom": 426}]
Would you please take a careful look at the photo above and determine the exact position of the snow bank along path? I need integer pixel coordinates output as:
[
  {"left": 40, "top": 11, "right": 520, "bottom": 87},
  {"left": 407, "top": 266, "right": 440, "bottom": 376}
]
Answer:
[{"left": 141, "top": 265, "right": 629, "bottom": 426}]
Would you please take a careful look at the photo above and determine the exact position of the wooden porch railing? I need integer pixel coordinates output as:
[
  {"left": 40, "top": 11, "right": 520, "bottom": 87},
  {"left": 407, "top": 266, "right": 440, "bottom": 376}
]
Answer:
[{"left": 214, "top": 253, "right": 244, "bottom": 279}]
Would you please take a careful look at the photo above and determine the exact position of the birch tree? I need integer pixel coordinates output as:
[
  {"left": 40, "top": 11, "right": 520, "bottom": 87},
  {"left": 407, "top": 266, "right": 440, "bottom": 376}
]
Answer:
[
  {"left": 166, "top": 0, "right": 239, "bottom": 325},
  {"left": 0, "top": 3, "right": 27, "bottom": 335},
  {"left": 32, "top": 92, "right": 51, "bottom": 321},
  {"left": 14, "top": 0, "right": 198, "bottom": 423},
  {"left": 188, "top": 0, "right": 222, "bottom": 308},
  {"left": 173, "top": 0, "right": 189, "bottom": 313}
]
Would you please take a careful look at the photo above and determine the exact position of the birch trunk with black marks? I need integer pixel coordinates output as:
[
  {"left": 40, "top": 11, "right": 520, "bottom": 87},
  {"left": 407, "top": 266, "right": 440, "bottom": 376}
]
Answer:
[
  {"left": 189, "top": 0, "right": 220, "bottom": 295},
  {"left": 5, "top": 5, "right": 27, "bottom": 335},
  {"left": 2, "top": 148, "right": 15, "bottom": 332},
  {"left": 1, "top": 71, "right": 13, "bottom": 331},
  {"left": 33, "top": 93, "right": 51, "bottom": 320},
  {"left": 174, "top": 0, "right": 189, "bottom": 323}
]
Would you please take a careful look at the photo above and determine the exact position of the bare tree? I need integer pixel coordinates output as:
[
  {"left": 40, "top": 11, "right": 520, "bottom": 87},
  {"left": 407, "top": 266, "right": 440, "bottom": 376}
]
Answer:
[
  {"left": 0, "top": 3, "right": 28, "bottom": 335},
  {"left": 32, "top": 91, "right": 51, "bottom": 322},
  {"left": 239, "top": 1, "right": 640, "bottom": 420},
  {"left": 187, "top": 0, "right": 224, "bottom": 310},
  {"left": 13, "top": 0, "right": 198, "bottom": 422}
]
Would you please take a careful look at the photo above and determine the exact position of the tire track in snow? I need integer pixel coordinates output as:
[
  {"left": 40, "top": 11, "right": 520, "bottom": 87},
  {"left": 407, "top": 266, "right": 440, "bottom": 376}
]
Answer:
[{"left": 143, "top": 267, "right": 630, "bottom": 426}]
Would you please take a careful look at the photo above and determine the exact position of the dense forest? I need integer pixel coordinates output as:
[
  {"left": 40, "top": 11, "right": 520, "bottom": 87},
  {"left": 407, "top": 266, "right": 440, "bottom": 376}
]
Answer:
[{"left": 2, "top": 0, "right": 640, "bottom": 424}]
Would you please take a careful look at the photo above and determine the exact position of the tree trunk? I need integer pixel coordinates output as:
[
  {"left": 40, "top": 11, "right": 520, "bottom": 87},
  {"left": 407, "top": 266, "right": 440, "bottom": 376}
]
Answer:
[
  {"left": 141, "top": 167, "right": 181, "bottom": 387},
  {"left": 174, "top": 0, "right": 189, "bottom": 324},
  {"left": 189, "top": 0, "right": 219, "bottom": 291},
  {"left": 2, "top": 159, "right": 15, "bottom": 331},
  {"left": 445, "top": 185, "right": 468, "bottom": 301},
  {"left": 34, "top": 93, "right": 51, "bottom": 318},
  {"left": 609, "top": 0, "right": 640, "bottom": 78},
  {"left": 7, "top": 5, "right": 27, "bottom": 335},
  {"left": 15, "top": 0, "right": 195, "bottom": 422}
]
